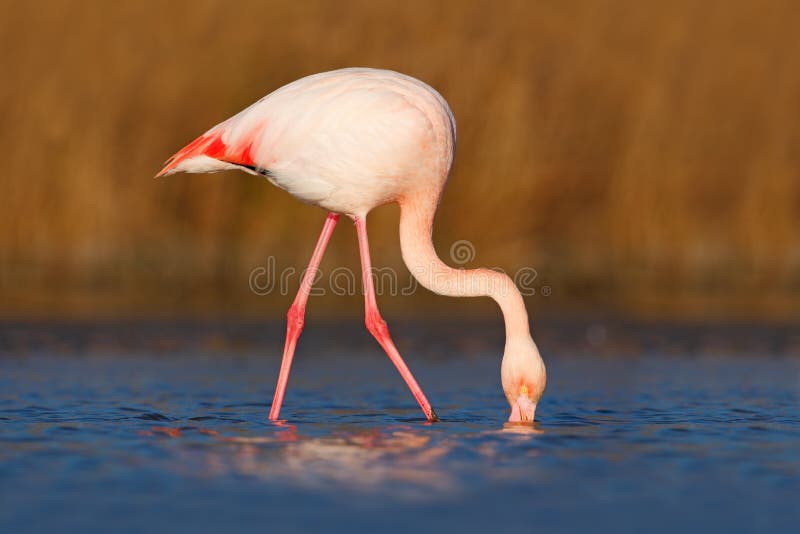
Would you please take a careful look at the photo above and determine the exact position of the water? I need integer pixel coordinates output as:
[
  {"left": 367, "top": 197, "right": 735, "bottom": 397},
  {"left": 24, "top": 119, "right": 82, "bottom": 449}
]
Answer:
[{"left": 1, "top": 320, "right": 799, "bottom": 533}]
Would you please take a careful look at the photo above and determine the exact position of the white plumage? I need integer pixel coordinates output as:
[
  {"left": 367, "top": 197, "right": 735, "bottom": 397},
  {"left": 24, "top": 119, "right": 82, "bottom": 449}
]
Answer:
[{"left": 159, "top": 68, "right": 456, "bottom": 216}]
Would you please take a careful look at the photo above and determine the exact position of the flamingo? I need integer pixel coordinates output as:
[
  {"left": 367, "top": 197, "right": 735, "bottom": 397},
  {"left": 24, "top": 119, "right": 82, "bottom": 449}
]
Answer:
[{"left": 157, "top": 68, "right": 546, "bottom": 423}]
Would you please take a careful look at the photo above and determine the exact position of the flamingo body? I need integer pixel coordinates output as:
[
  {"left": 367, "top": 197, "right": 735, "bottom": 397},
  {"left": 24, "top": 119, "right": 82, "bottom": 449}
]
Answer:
[
  {"left": 158, "top": 68, "right": 455, "bottom": 217},
  {"left": 158, "top": 68, "right": 545, "bottom": 423}
]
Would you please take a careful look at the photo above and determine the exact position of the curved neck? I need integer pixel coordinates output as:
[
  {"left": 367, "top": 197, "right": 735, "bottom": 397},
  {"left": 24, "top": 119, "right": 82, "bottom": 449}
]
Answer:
[{"left": 398, "top": 191, "right": 532, "bottom": 339}]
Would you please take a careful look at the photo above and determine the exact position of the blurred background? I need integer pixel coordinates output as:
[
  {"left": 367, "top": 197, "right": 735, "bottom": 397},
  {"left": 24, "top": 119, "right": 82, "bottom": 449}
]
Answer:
[{"left": 1, "top": 0, "right": 798, "bottom": 321}]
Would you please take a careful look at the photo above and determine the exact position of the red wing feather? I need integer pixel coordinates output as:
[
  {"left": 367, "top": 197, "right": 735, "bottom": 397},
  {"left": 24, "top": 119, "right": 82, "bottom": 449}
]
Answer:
[{"left": 155, "top": 127, "right": 258, "bottom": 177}]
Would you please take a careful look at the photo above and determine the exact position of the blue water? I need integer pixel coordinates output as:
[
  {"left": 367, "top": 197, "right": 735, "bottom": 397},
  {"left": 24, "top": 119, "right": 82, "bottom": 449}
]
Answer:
[{"left": 1, "top": 320, "right": 799, "bottom": 533}]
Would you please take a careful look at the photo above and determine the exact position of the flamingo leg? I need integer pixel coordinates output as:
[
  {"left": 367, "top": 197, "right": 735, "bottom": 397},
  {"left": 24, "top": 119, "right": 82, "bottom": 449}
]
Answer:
[
  {"left": 355, "top": 217, "right": 439, "bottom": 422},
  {"left": 269, "top": 212, "right": 339, "bottom": 420}
]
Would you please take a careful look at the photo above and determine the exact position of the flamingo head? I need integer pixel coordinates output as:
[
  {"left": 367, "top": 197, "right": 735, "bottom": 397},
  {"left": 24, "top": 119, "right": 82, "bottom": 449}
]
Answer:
[{"left": 501, "top": 335, "right": 547, "bottom": 423}]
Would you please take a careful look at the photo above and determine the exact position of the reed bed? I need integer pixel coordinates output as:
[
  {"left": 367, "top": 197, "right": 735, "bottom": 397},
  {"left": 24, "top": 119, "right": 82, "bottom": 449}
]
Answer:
[{"left": 0, "top": 0, "right": 797, "bottom": 318}]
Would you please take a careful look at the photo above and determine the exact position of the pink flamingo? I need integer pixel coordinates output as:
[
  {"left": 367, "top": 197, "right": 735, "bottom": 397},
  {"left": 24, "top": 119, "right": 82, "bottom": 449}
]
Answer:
[{"left": 157, "top": 68, "right": 546, "bottom": 423}]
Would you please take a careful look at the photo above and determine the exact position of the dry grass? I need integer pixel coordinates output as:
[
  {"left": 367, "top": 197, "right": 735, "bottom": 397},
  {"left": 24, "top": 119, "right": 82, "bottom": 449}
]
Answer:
[{"left": 0, "top": 0, "right": 798, "bottom": 318}]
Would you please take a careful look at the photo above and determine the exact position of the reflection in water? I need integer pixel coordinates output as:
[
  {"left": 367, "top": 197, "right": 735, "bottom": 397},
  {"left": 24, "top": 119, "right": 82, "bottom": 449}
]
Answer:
[
  {"left": 228, "top": 430, "right": 454, "bottom": 494},
  {"left": 191, "top": 427, "right": 456, "bottom": 494},
  {"left": 501, "top": 422, "right": 545, "bottom": 435},
  {"left": 145, "top": 420, "right": 551, "bottom": 496},
  {"left": 150, "top": 422, "right": 546, "bottom": 495}
]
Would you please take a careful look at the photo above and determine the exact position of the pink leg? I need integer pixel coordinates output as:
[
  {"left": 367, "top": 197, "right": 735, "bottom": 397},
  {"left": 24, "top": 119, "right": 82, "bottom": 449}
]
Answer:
[
  {"left": 355, "top": 217, "right": 438, "bottom": 422},
  {"left": 269, "top": 212, "right": 339, "bottom": 420}
]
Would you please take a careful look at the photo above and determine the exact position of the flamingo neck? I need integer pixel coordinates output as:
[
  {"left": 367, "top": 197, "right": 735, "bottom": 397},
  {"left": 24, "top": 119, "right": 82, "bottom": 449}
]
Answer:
[{"left": 398, "top": 191, "right": 532, "bottom": 339}]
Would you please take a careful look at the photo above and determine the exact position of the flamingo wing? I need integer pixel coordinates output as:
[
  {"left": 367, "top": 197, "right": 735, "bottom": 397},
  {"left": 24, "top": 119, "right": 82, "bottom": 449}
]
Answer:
[
  {"left": 155, "top": 68, "right": 454, "bottom": 211},
  {"left": 155, "top": 105, "right": 267, "bottom": 178}
]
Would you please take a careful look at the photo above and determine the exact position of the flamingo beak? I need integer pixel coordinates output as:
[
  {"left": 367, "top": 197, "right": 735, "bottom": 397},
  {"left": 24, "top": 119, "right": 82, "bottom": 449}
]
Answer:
[{"left": 508, "top": 394, "right": 537, "bottom": 423}]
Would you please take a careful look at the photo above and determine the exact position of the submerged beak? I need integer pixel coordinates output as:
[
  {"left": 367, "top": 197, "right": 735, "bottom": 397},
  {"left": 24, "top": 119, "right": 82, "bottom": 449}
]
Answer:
[{"left": 508, "top": 394, "right": 537, "bottom": 423}]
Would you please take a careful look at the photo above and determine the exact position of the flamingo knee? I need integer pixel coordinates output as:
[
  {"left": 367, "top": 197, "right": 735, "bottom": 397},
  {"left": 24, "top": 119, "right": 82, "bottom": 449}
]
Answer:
[
  {"left": 365, "top": 310, "right": 390, "bottom": 341},
  {"left": 286, "top": 304, "right": 305, "bottom": 337}
]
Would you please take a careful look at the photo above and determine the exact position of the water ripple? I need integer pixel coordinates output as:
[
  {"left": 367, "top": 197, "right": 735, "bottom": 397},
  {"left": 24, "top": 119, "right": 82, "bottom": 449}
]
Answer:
[{"left": 1, "top": 321, "right": 799, "bottom": 532}]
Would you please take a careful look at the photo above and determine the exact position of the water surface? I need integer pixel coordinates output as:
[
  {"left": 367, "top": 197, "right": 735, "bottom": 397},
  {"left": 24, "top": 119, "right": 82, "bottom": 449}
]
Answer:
[{"left": 1, "top": 320, "right": 799, "bottom": 533}]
